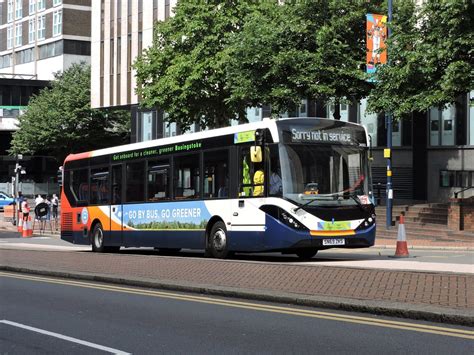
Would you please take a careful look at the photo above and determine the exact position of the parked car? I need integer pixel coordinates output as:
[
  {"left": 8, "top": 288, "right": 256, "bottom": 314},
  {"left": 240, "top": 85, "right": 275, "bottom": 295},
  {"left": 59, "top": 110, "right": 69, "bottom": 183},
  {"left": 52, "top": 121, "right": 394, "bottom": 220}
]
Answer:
[{"left": 0, "top": 192, "right": 15, "bottom": 211}]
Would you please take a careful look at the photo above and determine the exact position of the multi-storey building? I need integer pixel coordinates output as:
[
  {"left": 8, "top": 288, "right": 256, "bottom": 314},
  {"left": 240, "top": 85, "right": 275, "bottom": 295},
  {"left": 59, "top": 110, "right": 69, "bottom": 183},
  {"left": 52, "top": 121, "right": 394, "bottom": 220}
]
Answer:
[
  {"left": 0, "top": 0, "right": 92, "bottom": 189},
  {"left": 91, "top": 0, "right": 185, "bottom": 142},
  {"left": 92, "top": 1, "right": 473, "bottom": 203},
  {"left": 0, "top": 0, "right": 91, "bottom": 80}
]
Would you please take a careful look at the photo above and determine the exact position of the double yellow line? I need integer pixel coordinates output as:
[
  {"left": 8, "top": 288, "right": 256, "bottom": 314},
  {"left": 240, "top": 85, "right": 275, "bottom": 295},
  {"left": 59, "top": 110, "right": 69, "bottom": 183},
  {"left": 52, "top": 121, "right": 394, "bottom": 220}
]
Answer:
[{"left": 1, "top": 271, "right": 473, "bottom": 340}]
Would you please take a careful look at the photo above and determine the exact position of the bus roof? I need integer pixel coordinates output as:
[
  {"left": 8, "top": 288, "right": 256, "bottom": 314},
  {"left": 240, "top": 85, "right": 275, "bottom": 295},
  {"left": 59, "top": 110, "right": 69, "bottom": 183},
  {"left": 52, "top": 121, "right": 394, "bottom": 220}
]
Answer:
[{"left": 64, "top": 117, "right": 366, "bottom": 163}]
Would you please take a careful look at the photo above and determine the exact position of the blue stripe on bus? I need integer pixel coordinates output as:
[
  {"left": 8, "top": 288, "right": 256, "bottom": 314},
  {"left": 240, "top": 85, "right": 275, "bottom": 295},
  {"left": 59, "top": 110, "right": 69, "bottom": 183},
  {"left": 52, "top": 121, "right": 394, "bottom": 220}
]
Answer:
[{"left": 63, "top": 217, "right": 376, "bottom": 251}]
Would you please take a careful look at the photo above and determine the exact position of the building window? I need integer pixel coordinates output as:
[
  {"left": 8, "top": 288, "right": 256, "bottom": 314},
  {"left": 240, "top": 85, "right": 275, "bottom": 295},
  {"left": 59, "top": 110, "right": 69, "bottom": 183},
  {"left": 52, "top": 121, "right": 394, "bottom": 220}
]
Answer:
[
  {"left": 327, "top": 103, "right": 349, "bottom": 122},
  {"left": 140, "top": 112, "right": 153, "bottom": 141},
  {"left": 29, "top": 0, "right": 36, "bottom": 14},
  {"left": 63, "top": 40, "right": 91, "bottom": 56},
  {"left": 359, "top": 99, "right": 378, "bottom": 147},
  {"left": 7, "top": 0, "right": 13, "bottom": 22},
  {"left": 29, "top": 18, "right": 36, "bottom": 43},
  {"left": 39, "top": 41, "right": 63, "bottom": 59},
  {"left": 7, "top": 26, "right": 13, "bottom": 49},
  {"left": 16, "top": 48, "right": 35, "bottom": 64},
  {"left": 14, "top": 23, "right": 22, "bottom": 47},
  {"left": 430, "top": 105, "right": 456, "bottom": 146},
  {"left": 0, "top": 55, "right": 12, "bottom": 69},
  {"left": 14, "top": 0, "right": 22, "bottom": 19},
  {"left": 37, "top": 15, "right": 45, "bottom": 40},
  {"left": 37, "top": 0, "right": 45, "bottom": 12},
  {"left": 163, "top": 120, "right": 177, "bottom": 138},
  {"left": 53, "top": 0, "right": 62, "bottom": 6},
  {"left": 440, "top": 170, "right": 473, "bottom": 188},
  {"left": 53, "top": 10, "right": 62, "bottom": 36}
]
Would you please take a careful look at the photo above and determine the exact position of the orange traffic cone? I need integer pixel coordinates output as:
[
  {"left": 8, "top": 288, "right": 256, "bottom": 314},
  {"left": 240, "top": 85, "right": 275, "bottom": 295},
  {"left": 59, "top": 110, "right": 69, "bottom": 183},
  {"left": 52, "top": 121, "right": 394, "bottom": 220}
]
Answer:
[
  {"left": 17, "top": 212, "right": 23, "bottom": 233},
  {"left": 393, "top": 213, "right": 409, "bottom": 258},
  {"left": 27, "top": 216, "right": 33, "bottom": 237},
  {"left": 22, "top": 217, "right": 32, "bottom": 238}
]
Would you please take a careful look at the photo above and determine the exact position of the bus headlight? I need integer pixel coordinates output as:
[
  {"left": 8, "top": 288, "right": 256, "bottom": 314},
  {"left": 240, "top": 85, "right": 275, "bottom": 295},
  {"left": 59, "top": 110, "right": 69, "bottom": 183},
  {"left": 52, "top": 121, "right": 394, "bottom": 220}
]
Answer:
[
  {"left": 260, "top": 205, "right": 308, "bottom": 231},
  {"left": 281, "top": 212, "right": 304, "bottom": 230}
]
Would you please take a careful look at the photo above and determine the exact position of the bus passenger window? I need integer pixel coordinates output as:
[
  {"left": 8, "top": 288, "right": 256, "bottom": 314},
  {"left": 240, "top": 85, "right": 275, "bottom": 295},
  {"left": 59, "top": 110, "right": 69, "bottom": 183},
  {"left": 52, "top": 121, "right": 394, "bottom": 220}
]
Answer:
[
  {"left": 90, "top": 167, "right": 109, "bottom": 205},
  {"left": 204, "top": 150, "right": 229, "bottom": 199},
  {"left": 147, "top": 160, "right": 170, "bottom": 201},
  {"left": 174, "top": 154, "right": 200, "bottom": 199},
  {"left": 126, "top": 161, "right": 145, "bottom": 203},
  {"left": 112, "top": 165, "right": 122, "bottom": 205},
  {"left": 70, "top": 169, "right": 89, "bottom": 204}
]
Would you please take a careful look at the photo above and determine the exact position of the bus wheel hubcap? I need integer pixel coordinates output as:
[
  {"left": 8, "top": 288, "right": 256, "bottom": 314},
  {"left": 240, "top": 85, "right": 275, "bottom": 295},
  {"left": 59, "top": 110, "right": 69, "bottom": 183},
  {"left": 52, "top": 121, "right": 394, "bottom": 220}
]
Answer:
[
  {"left": 213, "top": 229, "right": 226, "bottom": 251},
  {"left": 95, "top": 229, "right": 103, "bottom": 247}
]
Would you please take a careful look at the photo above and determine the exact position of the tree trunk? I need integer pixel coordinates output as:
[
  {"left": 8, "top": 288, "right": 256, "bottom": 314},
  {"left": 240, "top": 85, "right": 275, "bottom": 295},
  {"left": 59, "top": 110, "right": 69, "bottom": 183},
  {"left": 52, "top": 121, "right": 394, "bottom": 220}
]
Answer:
[{"left": 333, "top": 98, "right": 341, "bottom": 120}]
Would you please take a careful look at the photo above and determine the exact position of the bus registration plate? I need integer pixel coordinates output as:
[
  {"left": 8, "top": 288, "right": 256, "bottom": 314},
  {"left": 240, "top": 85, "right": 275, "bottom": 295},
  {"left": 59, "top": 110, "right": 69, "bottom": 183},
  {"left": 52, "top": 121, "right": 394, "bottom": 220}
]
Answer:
[{"left": 322, "top": 238, "right": 345, "bottom": 246}]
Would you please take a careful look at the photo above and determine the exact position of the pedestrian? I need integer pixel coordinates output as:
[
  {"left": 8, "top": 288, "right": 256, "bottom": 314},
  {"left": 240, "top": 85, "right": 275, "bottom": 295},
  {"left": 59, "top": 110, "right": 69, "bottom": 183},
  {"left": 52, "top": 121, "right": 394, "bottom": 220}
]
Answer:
[
  {"left": 15, "top": 191, "right": 25, "bottom": 226},
  {"left": 51, "top": 193, "right": 59, "bottom": 221},
  {"left": 21, "top": 197, "right": 30, "bottom": 222},
  {"left": 35, "top": 194, "right": 44, "bottom": 206},
  {"left": 45, "top": 195, "right": 52, "bottom": 221}
]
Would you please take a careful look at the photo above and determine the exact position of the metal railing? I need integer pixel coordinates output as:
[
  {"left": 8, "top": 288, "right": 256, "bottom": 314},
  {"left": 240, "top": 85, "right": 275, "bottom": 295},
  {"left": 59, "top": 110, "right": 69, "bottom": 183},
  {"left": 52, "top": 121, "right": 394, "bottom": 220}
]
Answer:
[{"left": 454, "top": 186, "right": 473, "bottom": 199}]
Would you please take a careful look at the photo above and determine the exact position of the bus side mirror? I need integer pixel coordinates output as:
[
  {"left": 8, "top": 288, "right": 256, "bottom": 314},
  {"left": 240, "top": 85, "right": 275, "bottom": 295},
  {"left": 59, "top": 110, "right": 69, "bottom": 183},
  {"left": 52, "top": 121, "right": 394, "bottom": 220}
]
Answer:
[{"left": 250, "top": 146, "right": 262, "bottom": 163}]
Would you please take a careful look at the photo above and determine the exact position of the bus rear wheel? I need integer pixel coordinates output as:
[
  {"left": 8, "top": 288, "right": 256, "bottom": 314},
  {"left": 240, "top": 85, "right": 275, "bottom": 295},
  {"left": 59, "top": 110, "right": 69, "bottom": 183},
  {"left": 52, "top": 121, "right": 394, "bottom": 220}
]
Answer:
[
  {"left": 91, "top": 223, "right": 105, "bottom": 252},
  {"left": 296, "top": 249, "right": 318, "bottom": 260},
  {"left": 209, "top": 221, "right": 230, "bottom": 259}
]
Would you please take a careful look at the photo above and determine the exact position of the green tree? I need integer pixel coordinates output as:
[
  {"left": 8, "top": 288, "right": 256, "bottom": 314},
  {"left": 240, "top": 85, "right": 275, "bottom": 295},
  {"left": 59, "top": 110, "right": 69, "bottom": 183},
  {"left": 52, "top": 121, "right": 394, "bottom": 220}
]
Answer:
[
  {"left": 226, "top": 0, "right": 379, "bottom": 119},
  {"left": 10, "top": 63, "right": 130, "bottom": 162},
  {"left": 368, "top": 0, "right": 474, "bottom": 118},
  {"left": 134, "top": 0, "right": 265, "bottom": 130}
]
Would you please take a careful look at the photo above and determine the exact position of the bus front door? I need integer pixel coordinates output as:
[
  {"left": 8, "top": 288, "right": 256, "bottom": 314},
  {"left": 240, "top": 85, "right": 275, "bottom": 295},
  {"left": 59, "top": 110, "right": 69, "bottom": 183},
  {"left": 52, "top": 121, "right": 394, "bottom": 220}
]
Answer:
[{"left": 110, "top": 165, "right": 123, "bottom": 246}]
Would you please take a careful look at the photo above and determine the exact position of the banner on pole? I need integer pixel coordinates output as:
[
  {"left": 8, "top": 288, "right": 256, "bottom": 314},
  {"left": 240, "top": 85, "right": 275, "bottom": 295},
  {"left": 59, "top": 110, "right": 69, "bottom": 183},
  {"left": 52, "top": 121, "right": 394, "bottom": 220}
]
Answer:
[{"left": 366, "top": 14, "right": 387, "bottom": 75}]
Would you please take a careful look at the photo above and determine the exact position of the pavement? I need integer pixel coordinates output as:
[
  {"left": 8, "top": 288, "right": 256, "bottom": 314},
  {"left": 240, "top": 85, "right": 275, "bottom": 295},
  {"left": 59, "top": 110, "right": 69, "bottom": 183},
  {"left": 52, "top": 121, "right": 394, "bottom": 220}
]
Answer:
[{"left": 1, "top": 215, "right": 473, "bottom": 326}]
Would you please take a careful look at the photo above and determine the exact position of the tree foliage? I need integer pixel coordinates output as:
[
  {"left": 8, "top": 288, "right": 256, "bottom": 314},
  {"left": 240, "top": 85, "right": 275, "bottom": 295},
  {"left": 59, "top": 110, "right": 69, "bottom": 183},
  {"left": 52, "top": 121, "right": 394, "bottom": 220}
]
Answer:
[
  {"left": 226, "top": 0, "right": 379, "bottom": 118},
  {"left": 135, "top": 0, "right": 262, "bottom": 130},
  {"left": 10, "top": 63, "right": 130, "bottom": 162},
  {"left": 368, "top": 0, "right": 474, "bottom": 118}
]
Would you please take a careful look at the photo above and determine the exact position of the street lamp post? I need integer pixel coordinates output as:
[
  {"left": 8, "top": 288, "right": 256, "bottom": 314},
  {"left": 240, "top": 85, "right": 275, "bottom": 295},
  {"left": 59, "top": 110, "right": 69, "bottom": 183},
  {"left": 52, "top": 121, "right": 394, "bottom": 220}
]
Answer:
[
  {"left": 12, "top": 154, "right": 24, "bottom": 226},
  {"left": 386, "top": 0, "right": 393, "bottom": 230}
]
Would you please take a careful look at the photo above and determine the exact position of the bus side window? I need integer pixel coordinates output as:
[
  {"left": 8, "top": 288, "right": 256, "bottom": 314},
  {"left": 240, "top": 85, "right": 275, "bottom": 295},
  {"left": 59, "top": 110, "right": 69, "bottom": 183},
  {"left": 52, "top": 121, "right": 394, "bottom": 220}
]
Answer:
[
  {"left": 174, "top": 154, "right": 200, "bottom": 200},
  {"left": 147, "top": 160, "right": 170, "bottom": 201},
  {"left": 90, "top": 167, "right": 109, "bottom": 205},
  {"left": 204, "top": 149, "right": 229, "bottom": 199},
  {"left": 70, "top": 169, "right": 89, "bottom": 205},
  {"left": 126, "top": 161, "right": 145, "bottom": 203},
  {"left": 112, "top": 165, "right": 122, "bottom": 204}
]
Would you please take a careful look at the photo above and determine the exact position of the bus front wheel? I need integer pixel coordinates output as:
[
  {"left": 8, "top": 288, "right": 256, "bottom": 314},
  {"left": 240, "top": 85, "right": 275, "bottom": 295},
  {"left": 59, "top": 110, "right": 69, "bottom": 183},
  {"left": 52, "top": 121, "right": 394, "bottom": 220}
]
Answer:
[
  {"left": 209, "top": 221, "right": 230, "bottom": 259},
  {"left": 296, "top": 249, "right": 318, "bottom": 260}
]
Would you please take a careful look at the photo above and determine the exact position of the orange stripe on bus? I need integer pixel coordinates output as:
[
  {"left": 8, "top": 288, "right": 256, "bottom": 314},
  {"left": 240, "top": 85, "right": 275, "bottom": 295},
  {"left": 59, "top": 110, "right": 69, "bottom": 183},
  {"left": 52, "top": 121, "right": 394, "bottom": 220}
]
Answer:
[{"left": 310, "top": 230, "right": 355, "bottom": 237}]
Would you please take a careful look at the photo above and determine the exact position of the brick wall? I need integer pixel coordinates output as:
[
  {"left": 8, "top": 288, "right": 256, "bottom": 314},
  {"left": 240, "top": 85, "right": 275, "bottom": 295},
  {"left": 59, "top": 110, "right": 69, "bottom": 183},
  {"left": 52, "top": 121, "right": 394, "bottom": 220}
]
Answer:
[
  {"left": 448, "top": 197, "right": 474, "bottom": 232},
  {"left": 63, "top": 9, "right": 91, "bottom": 37}
]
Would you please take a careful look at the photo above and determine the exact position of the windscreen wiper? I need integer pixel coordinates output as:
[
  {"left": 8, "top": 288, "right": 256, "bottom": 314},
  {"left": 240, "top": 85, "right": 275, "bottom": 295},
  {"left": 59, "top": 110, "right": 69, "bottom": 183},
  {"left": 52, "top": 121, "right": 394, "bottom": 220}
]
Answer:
[
  {"left": 293, "top": 194, "right": 335, "bottom": 212},
  {"left": 349, "top": 194, "right": 365, "bottom": 211}
]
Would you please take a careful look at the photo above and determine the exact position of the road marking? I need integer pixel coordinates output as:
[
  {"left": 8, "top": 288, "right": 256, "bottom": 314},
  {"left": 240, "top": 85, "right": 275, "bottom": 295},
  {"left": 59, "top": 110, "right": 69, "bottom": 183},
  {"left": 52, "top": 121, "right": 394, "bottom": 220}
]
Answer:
[
  {"left": 1, "top": 272, "right": 473, "bottom": 340},
  {"left": 0, "top": 320, "right": 130, "bottom": 354}
]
